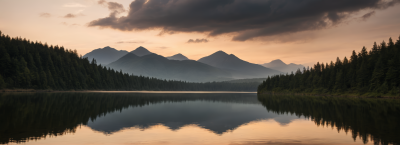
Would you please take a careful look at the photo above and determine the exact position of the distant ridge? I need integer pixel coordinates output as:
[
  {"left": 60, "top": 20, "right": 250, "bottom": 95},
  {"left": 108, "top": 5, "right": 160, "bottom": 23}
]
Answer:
[
  {"left": 108, "top": 53, "right": 140, "bottom": 67},
  {"left": 83, "top": 47, "right": 285, "bottom": 81},
  {"left": 262, "top": 59, "right": 304, "bottom": 73},
  {"left": 198, "top": 51, "right": 281, "bottom": 78},
  {"left": 131, "top": 46, "right": 152, "bottom": 56},
  {"left": 167, "top": 53, "right": 189, "bottom": 61},
  {"left": 107, "top": 53, "right": 233, "bottom": 82},
  {"left": 83, "top": 46, "right": 128, "bottom": 65}
]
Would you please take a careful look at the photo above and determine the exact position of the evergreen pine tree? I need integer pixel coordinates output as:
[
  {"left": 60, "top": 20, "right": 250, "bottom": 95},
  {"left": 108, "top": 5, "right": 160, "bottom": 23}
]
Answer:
[
  {"left": 395, "top": 35, "right": 400, "bottom": 48},
  {"left": 0, "top": 74, "right": 6, "bottom": 89},
  {"left": 39, "top": 71, "right": 48, "bottom": 89},
  {"left": 0, "top": 46, "right": 12, "bottom": 77}
]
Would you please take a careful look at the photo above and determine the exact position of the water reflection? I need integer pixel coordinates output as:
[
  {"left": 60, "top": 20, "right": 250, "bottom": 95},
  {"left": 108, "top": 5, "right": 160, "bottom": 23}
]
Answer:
[
  {"left": 258, "top": 95, "right": 400, "bottom": 145},
  {"left": 87, "top": 99, "right": 297, "bottom": 134},
  {"left": 0, "top": 93, "right": 399, "bottom": 145},
  {"left": 0, "top": 93, "right": 286, "bottom": 144}
]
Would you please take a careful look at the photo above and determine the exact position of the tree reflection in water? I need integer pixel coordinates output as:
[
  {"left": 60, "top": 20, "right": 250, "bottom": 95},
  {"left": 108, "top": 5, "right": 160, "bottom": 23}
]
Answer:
[
  {"left": 258, "top": 95, "right": 400, "bottom": 145},
  {"left": 1, "top": 93, "right": 399, "bottom": 145},
  {"left": 0, "top": 93, "right": 260, "bottom": 144}
]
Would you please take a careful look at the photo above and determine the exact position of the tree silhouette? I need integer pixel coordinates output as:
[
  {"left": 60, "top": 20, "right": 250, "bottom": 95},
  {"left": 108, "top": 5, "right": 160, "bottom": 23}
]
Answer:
[
  {"left": 258, "top": 36, "right": 400, "bottom": 96},
  {"left": 258, "top": 95, "right": 400, "bottom": 145},
  {"left": 0, "top": 31, "right": 257, "bottom": 91}
]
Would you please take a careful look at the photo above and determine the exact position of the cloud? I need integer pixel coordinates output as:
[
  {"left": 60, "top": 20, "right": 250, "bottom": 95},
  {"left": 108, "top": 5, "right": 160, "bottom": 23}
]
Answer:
[
  {"left": 97, "top": 0, "right": 125, "bottom": 14},
  {"left": 156, "top": 46, "right": 168, "bottom": 49},
  {"left": 64, "top": 13, "right": 76, "bottom": 18},
  {"left": 361, "top": 11, "right": 376, "bottom": 20},
  {"left": 64, "top": 13, "right": 84, "bottom": 18},
  {"left": 98, "top": 0, "right": 106, "bottom": 5},
  {"left": 187, "top": 39, "right": 209, "bottom": 43},
  {"left": 88, "top": 0, "right": 400, "bottom": 41},
  {"left": 61, "top": 22, "right": 80, "bottom": 26},
  {"left": 63, "top": 3, "right": 87, "bottom": 8},
  {"left": 39, "top": 13, "right": 51, "bottom": 18}
]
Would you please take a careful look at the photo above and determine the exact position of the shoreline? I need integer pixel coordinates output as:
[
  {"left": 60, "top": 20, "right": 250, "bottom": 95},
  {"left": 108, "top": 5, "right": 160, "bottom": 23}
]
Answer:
[
  {"left": 257, "top": 91, "right": 400, "bottom": 99},
  {"left": 0, "top": 89, "right": 256, "bottom": 93}
]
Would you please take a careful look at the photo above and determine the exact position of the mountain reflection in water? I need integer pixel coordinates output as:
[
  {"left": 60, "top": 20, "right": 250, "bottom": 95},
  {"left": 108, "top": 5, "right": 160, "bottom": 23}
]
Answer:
[
  {"left": 87, "top": 98, "right": 296, "bottom": 134},
  {"left": 0, "top": 92, "right": 399, "bottom": 145}
]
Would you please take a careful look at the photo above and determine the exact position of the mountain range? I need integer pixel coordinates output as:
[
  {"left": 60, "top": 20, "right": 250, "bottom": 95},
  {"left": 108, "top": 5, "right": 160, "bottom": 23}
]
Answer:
[
  {"left": 130, "top": 46, "right": 153, "bottom": 56},
  {"left": 83, "top": 46, "right": 128, "bottom": 65},
  {"left": 107, "top": 53, "right": 232, "bottom": 82},
  {"left": 198, "top": 51, "right": 280, "bottom": 78},
  {"left": 261, "top": 59, "right": 305, "bottom": 73},
  {"left": 82, "top": 46, "right": 155, "bottom": 65},
  {"left": 167, "top": 53, "right": 189, "bottom": 61},
  {"left": 84, "top": 46, "right": 302, "bottom": 82}
]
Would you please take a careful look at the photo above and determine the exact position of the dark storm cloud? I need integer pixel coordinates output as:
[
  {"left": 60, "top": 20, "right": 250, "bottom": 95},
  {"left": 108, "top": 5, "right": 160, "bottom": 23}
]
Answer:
[
  {"left": 361, "top": 11, "right": 376, "bottom": 20},
  {"left": 89, "top": 0, "right": 400, "bottom": 41},
  {"left": 188, "top": 39, "right": 209, "bottom": 43}
]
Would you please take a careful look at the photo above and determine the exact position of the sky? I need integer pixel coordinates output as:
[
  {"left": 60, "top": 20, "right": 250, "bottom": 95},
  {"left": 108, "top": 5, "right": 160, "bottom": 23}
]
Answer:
[{"left": 1, "top": 0, "right": 400, "bottom": 66}]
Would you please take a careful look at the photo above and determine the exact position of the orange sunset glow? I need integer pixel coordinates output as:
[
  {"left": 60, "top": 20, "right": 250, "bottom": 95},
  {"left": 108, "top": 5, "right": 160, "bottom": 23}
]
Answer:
[
  {"left": 1, "top": 0, "right": 399, "bottom": 66},
  {"left": 6, "top": 120, "right": 372, "bottom": 145},
  {"left": 1, "top": 1, "right": 400, "bottom": 145}
]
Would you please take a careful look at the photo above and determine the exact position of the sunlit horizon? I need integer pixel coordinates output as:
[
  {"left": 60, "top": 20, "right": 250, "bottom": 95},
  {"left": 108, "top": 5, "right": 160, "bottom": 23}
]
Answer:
[{"left": 1, "top": 0, "right": 400, "bottom": 66}]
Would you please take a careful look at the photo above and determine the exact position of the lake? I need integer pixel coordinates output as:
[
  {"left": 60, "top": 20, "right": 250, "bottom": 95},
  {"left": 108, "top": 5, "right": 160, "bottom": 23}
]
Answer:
[{"left": 0, "top": 92, "right": 399, "bottom": 145}]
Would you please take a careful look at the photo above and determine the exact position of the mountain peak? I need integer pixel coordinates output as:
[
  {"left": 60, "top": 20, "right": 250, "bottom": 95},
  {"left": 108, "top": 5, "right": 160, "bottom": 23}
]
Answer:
[
  {"left": 198, "top": 51, "right": 240, "bottom": 63},
  {"left": 167, "top": 53, "right": 189, "bottom": 61},
  {"left": 213, "top": 50, "right": 229, "bottom": 56},
  {"left": 270, "top": 59, "right": 286, "bottom": 65},
  {"left": 131, "top": 46, "right": 152, "bottom": 56},
  {"left": 136, "top": 46, "right": 147, "bottom": 50},
  {"left": 261, "top": 59, "right": 304, "bottom": 73},
  {"left": 83, "top": 46, "right": 129, "bottom": 65},
  {"left": 97, "top": 46, "right": 116, "bottom": 51},
  {"left": 103, "top": 46, "right": 113, "bottom": 49},
  {"left": 198, "top": 51, "right": 281, "bottom": 78}
]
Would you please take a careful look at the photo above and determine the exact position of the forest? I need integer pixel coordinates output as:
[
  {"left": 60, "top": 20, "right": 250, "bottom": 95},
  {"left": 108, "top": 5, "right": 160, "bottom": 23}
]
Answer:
[
  {"left": 258, "top": 36, "right": 400, "bottom": 96},
  {"left": 0, "top": 31, "right": 257, "bottom": 91}
]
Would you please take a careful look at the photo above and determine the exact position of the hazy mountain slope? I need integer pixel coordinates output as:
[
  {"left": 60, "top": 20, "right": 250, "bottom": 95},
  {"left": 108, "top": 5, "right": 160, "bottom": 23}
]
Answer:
[
  {"left": 223, "top": 78, "right": 267, "bottom": 83},
  {"left": 262, "top": 59, "right": 305, "bottom": 73},
  {"left": 83, "top": 46, "right": 128, "bottom": 65},
  {"left": 198, "top": 51, "right": 281, "bottom": 78},
  {"left": 107, "top": 53, "right": 233, "bottom": 82},
  {"left": 131, "top": 46, "right": 152, "bottom": 56},
  {"left": 167, "top": 53, "right": 189, "bottom": 61},
  {"left": 105, "top": 53, "right": 140, "bottom": 69}
]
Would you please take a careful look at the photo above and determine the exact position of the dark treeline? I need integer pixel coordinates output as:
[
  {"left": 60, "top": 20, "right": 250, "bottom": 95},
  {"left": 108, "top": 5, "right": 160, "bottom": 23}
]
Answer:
[
  {"left": 0, "top": 31, "right": 257, "bottom": 91},
  {"left": 258, "top": 36, "right": 400, "bottom": 96},
  {"left": 0, "top": 93, "right": 256, "bottom": 144},
  {"left": 258, "top": 95, "right": 400, "bottom": 145}
]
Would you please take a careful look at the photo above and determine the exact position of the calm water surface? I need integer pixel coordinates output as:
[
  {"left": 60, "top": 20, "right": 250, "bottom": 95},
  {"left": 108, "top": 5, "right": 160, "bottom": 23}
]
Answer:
[{"left": 0, "top": 92, "right": 399, "bottom": 145}]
